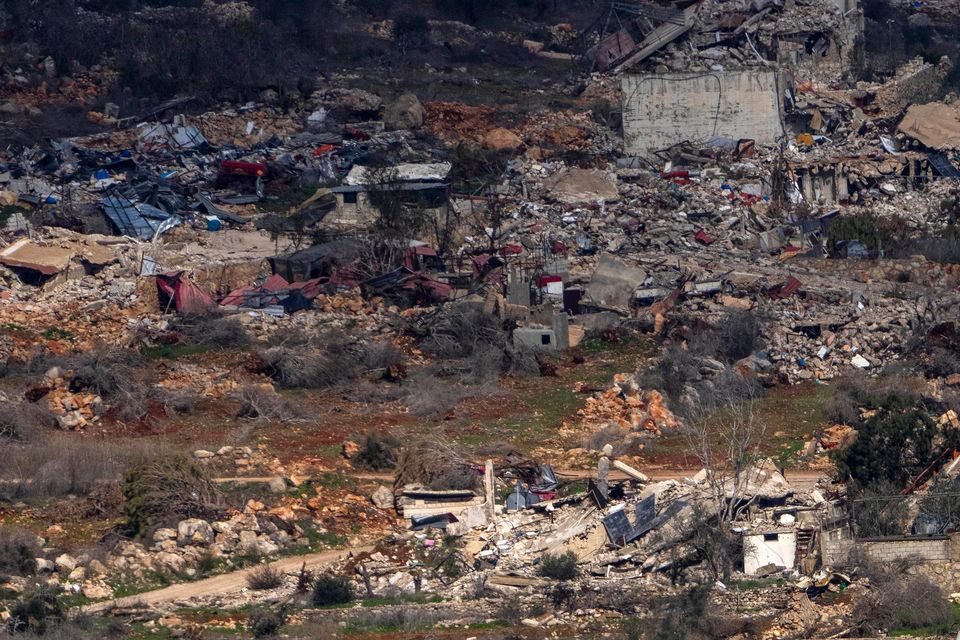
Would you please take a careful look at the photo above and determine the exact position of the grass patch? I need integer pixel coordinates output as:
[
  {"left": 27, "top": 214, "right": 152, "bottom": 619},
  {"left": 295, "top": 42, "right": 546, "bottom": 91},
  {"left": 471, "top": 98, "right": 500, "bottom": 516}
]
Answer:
[
  {"left": 107, "top": 569, "right": 172, "bottom": 599},
  {"left": 143, "top": 343, "right": 212, "bottom": 360},
  {"left": 728, "top": 578, "right": 784, "bottom": 591},
  {"left": 359, "top": 594, "right": 443, "bottom": 607},
  {"left": 282, "top": 523, "right": 347, "bottom": 556},
  {"left": 753, "top": 382, "right": 832, "bottom": 460},
  {"left": 40, "top": 326, "right": 73, "bottom": 340},
  {"left": 889, "top": 602, "right": 960, "bottom": 637}
]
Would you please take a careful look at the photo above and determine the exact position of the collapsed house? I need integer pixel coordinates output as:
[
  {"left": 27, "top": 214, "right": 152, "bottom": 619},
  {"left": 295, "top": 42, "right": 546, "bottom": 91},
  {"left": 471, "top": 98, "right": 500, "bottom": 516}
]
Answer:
[{"left": 327, "top": 162, "right": 452, "bottom": 226}]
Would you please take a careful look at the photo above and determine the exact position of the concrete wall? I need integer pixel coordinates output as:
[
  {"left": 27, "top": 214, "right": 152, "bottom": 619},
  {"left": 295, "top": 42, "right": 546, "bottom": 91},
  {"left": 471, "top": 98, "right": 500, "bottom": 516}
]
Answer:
[
  {"left": 822, "top": 534, "right": 959, "bottom": 566},
  {"left": 744, "top": 532, "right": 797, "bottom": 575},
  {"left": 621, "top": 70, "right": 784, "bottom": 155}
]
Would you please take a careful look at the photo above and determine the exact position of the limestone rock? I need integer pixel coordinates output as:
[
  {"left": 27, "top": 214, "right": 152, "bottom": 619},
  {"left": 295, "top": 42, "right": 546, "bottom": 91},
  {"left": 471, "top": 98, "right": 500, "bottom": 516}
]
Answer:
[
  {"left": 371, "top": 485, "right": 395, "bottom": 510},
  {"left": 177, "top": 519, "right": 214, "bottom": 546},
  {"left": 384, "top": 93, "right": 424, "bottom": 130},
  {"left": 483, "top": 127, "right": 523, "bottom": 151},
  {"left": 54, "top": 553, "right": 77, "bottom": 573}
]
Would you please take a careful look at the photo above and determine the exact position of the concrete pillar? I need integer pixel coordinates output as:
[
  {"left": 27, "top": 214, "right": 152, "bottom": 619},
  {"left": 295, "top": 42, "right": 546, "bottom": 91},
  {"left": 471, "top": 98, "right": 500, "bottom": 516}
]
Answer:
[
  {"left": 552, "top": 311, "right": 570, "bottom": 350},
  {"left": 484, "top": 459, "right": 496, "bottom": 522},
  {"left": 597, "top": 456, "right": 610, "bottom": 500},
  {"left": 508, "top": 280, "right": 531, "bottom": 307}
]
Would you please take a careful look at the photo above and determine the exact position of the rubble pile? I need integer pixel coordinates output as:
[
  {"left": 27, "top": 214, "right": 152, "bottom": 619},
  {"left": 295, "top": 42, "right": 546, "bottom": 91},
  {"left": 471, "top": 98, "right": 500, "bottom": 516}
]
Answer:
[{"left": 574, "top": 375, "right": 678, "bottom": 440}]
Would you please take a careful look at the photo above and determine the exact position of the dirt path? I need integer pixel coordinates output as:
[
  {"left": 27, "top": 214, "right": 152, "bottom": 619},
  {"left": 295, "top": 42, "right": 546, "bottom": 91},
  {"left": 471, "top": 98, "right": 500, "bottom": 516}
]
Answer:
[
  {"left": 83, "top": 546, "right": 372, "bottom": 614},
  {"left": 90, "top": 468, "right": 825, "bottom": 612}
]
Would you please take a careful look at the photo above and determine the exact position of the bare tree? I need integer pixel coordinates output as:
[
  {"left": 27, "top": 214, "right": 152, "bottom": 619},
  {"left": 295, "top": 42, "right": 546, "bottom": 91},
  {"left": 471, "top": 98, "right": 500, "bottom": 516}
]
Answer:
[
  {"left": 682, "top": 377, "right": 766, "bottom": 522},
  {"left": 678, "top": 375, "right": 766, "bottom": 578}
]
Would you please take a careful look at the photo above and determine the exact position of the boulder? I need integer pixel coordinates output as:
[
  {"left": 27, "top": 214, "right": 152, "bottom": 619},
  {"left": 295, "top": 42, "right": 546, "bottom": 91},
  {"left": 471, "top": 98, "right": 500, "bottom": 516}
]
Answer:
[
  {"left": 153, "top": 528, "right": 177, "bottom": 543},
  {"left": 54, "top": 554, "right": 77, "bottom": 573},
  {"left": 153, "top": 552, "right": 186, "bottom": 574},
  {"left": 268, "top": 476, "right": 288, "bottom": 494},
  {"left": 370, "top": 485, "right": 395, "bottom": 510},
  {"left": 483, "top": 128, "right": 523, "bottom": 151},
  {"left": 256, "top": 538, "right": 280, "bottom": 556},
  {"left": 0, "top": 102, "right": 23, "bottom": 115},
  {"left": 87, "top": 559, "right": 108, "bottom": 576},
  {"left": 193, "top": 449, "right": 215, "bottom": 459},
  {"left": 543, "top": 168, "right": 619, "bottom": 204},
  {"left": 81, "top": 581, "right": 112, "bottom": 599},
  {"left": 67, "top": 567, "right": 85, "bottom": 582},
  {"left": 177, "top": 519, "right": 214, "bottom": 546},
  {"left": 238, "top": 529, "right": 258, "bottom": 552},
  {"left": 35, "top": 558, "right": 55, "bottom": 573},
  {"left": 384, "top": 93, "right": 424, "bottom": 130}
]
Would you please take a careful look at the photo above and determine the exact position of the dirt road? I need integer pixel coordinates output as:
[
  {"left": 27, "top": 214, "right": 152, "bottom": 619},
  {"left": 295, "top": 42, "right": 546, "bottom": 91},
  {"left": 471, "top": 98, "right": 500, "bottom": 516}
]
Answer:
[
  {"left": 83, "top": 546, "right": 371, "bottom": 613},
  {"left": 93, "top": 468, "right": 825, "bottom": 612}
]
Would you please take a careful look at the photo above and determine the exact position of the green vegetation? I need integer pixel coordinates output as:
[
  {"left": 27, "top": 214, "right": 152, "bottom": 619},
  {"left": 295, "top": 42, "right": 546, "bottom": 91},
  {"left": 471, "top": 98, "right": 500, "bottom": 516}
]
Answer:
[
  {"left": 40, "top": 326, "right": 73, "bottom": 340},
  {"left": 143, "top": 343, "right": 211, "bottom": 360},
  {"left": 537, "top": 550, "right": 579, "bottom": 581},
  {"left": 312, "top": 574, "right": 355, "bottom": 607}
]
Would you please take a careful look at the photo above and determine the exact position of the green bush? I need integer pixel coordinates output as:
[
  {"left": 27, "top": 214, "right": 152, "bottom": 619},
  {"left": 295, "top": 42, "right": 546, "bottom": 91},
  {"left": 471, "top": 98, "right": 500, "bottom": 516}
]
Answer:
[
  {"left": 312, "top": 574, "right": 354, "bottom": 606},
  {"left": 537, "top": 551, "right": 578, "bottom": 581},
  {"left": 247, "top": 607, "right": 287, "bottom": 638},
  {"left": 834, "top": 404, "right": 946, "bottom": 487}
]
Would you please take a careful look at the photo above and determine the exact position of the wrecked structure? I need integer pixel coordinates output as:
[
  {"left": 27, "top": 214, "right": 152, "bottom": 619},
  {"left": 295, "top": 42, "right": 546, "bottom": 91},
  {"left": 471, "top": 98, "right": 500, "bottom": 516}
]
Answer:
[{"left": 622, "top": 69, "right": 785, "bottom": 155}]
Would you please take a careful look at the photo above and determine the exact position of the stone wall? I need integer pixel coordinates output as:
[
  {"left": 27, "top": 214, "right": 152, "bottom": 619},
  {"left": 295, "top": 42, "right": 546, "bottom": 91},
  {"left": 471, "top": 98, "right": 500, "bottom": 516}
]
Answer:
[
  {"left": 859, "top": 536, "right": 952, "bottom": 563},
  {"left": 795, "top": 256, "right": 960, "bottom": 288},
  {"left": 822, "top": 534, "right": 959, "bottom": 566},
  {"left": 621, "top": 70, "right": 784, "bottom": 156}
]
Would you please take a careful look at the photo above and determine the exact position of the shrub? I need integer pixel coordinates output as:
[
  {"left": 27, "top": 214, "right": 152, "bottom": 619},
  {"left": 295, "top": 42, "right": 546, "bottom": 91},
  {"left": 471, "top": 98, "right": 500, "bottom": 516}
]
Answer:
[
  {"left": 364, "top": 341, "right": 405, "bottom": 372},
  {"left": 258, "top": 347, "right": 358, "bottom": 389},
  {"left": 6, "top": 586, "right": 64, "bottom": 635},
  {"left": 641, "top": 345, "right": 698, "bottom": 405},
  {"left": 394, "top": 12, "right": 429, "bottom": 49},
  {"left": 172, "top": 313, "right": 250, "bottom": 349},
  {"left": 312, "top": 574, "right": 354, "bottom": 606},
  {"left": 67, "top": 347, "right": 144, "bottom": 401},
  {"left": 157, "top": 387, "right": 197, "bottom": 417},
  {"left": 417, "top": 306, "right": 505, "bottom": 360},
  {"left": 549, "top": 582, "right": 577, "bottom": 608},
  {"left": 537, "top": 551, "right": 578, "bottom": 581},
  {"left": 246, "top": 564, "right": 284, "bottom": 590},
  {"left": 925, "top": 348, "right": 960, "bottom": 378},
  {"left": 849, "top": 481, "right": 911, "bottom": 538},
  {"left": 711, "top": 310, "right": 762, "bottom": 362},
  {"left": 247, "top": 607, "right": 286, "bottom": 638},
  {"left": 0, "top": 529, "right": 39, "bottom": 577},
  {"left": 824, "top": 386, "right": 861, "bottom": 426},
  {"left": 351, "top": 430, "right": 402, "bottom": 471},
  {"left": 0, "top": 437, "right": 157, "bottom": 500},
  {"left": 404, "top": 379, "right": 472, "bottom": 418},
  {"left": 234, "top": 385, "right": 303, "bottom": 422},
  {"left": 122, "top": 455, "right": 223, "bottom": 538},
  {"left": 0, "top": 402, "right": 55, "bottom": 441},
  {"left": 853, "top": 568, "right": 958, "bottom": 635},
  {"left": 394, "top": 437, "right": 480, "bottom": 491},
  {"left": 834, "top": 404, "right": 947, "bottom": 487}
]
